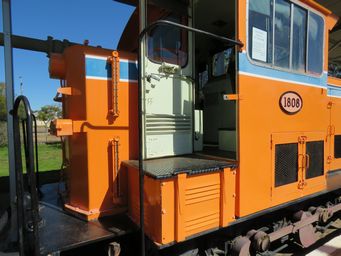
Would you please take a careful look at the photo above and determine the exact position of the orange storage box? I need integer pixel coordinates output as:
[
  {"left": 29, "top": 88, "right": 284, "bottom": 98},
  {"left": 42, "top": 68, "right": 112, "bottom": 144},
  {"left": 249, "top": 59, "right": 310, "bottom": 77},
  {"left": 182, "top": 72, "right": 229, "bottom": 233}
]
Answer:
[{"left": 123, "top": 157, "right": 237, "bottom": 245}]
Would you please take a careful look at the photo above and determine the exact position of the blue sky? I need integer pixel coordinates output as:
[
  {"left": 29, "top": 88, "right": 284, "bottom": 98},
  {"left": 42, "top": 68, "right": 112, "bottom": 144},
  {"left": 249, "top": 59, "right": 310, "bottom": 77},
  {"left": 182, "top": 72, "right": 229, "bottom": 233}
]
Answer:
[{"left": 0, "top": 0, "right": 135, "bottom": 110}]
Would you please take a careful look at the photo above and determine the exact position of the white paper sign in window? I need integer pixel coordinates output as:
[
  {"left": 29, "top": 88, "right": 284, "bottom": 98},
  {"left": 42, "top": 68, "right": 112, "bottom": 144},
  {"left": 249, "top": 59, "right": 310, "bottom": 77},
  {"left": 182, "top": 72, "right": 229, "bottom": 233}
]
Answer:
[{"left": 252, "top": 27, "right": 268, "bottom": 62}]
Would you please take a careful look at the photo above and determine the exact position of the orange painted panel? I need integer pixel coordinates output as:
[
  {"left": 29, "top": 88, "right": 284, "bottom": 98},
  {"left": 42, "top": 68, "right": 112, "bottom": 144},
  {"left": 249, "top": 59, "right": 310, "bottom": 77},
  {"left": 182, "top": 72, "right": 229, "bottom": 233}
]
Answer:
[
  {"left": 237, "top": 73, "right": 329, "bottom": 217},
  {"left": 50, "top": 46, "right": 138, "bottom": 219},
  {"left": 127, "top": 167, "right": 162, "bottom": 243},
  {"left": 126, "top": 167, "right": 236, "bottom": 245}
]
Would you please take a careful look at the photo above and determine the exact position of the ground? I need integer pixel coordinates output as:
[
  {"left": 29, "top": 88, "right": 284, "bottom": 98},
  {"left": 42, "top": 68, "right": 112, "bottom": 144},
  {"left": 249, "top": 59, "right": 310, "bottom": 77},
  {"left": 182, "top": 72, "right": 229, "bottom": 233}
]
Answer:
[{"left": 0, "top": 143, "right": 62, "bottom": 176}]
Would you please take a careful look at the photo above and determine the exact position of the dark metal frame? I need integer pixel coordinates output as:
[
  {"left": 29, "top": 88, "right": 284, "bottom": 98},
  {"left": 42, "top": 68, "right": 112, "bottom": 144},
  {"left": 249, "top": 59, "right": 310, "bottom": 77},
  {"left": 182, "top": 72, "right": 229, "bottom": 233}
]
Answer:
[
  {"left": 13, "top": 96, "right": 40, "bottom": 256},
  {"left": 138, "top": 19, "right": 243, "bottom": 256},
  {"left": 2, "top": 0, "right": 17, "bottom": 244}
]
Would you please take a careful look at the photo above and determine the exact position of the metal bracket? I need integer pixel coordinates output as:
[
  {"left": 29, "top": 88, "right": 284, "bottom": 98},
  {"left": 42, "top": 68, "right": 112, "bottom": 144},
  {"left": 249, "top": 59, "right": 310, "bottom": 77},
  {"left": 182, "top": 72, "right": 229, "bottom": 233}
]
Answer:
[
  {"left": 298, "top": 136, "right": 307, "bottom": 144},
  {"left": 327, "top": 101, "right": 333, "bottom": 109}
]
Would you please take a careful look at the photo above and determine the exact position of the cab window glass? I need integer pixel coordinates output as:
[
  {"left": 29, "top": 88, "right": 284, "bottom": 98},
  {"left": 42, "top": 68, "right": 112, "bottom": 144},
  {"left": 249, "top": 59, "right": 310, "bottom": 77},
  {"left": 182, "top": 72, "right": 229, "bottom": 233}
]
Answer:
[
  {"left": 248, "top": 0, "right": 324, "bottom": 75},
  {"left": 249, "top": 0, "right": 273, "bottom": 64},
  {"left": 292, "top": 5, "right": 307, "bottom": 72},
  {"left": 274, "top": 0, "right": 291, "bottom": 69},
  {"left": 147, "top": 14, "right": 188, "bottom": 67},
  {"left": 212, "top": 49, "right": 232, "bottom": 77},
  {"left": 307, "top": 12, "right": 324, "bottom": 74}
]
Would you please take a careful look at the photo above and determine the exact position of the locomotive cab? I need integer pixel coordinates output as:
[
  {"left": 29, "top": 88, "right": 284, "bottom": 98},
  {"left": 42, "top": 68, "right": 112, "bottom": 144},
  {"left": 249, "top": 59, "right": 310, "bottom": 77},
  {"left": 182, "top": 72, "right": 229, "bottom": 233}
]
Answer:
[{"left": 118, "top": 0, "right": 239, "bottom": 160}]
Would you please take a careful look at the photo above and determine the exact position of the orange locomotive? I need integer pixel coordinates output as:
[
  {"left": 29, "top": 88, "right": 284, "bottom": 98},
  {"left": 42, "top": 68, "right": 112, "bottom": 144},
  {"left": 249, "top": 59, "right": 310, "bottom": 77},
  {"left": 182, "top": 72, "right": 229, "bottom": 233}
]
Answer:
[{"left": 49, "top": 0, "right": 341, "bottom": 255}]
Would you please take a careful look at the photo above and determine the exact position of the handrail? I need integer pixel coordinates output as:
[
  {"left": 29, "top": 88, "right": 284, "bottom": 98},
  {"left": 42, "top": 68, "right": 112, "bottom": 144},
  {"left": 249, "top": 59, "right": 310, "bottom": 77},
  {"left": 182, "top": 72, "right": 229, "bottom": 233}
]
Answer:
[
  {"left": 12, "top": 95, "right": 40, "bottom": 256},
  {"left": 138, "top": 19, "right": 243, "bottom": 256},
  {"left": 32, "top": 114, "right": 41, "bottom": 194}
]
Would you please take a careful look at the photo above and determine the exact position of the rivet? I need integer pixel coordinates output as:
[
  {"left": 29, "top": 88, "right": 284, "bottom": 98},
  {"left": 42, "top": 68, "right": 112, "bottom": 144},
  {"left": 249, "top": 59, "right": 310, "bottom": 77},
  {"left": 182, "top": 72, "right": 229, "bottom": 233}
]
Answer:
[{"left": 162, "top": 209, "right": 166, "bottom": 214}]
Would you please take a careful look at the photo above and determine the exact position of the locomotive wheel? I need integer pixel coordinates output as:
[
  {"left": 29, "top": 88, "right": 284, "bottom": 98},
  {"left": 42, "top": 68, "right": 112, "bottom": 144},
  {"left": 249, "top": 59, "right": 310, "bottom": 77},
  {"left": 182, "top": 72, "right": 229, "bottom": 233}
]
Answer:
[
  {"left": 230, "top": 236, "right": 251, "bottom": 256},
  {"left": 293, "top": 211, "right": 318, "bottom": 248}
]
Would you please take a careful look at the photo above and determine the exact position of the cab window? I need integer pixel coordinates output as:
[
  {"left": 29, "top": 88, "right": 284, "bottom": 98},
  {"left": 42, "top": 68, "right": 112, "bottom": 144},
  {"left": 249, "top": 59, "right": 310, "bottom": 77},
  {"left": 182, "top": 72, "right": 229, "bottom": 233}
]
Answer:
[
  {"left": 292, "top": 5, "right": 307, "bottom": 72},
  {"left": 248, "top": 0, "right": 273, "bottom": 64},
  {"left": 274, "top": 0, "right": 291, "bottom": 69},
  {"left": 147, "top": 14, "right": 188, "bottom": 67},
  {"left": 308, "top": 12, "right": 324, "bottom": 74},
  {"left": 248, "top": 0, "right": 324, "bottom": 75}
]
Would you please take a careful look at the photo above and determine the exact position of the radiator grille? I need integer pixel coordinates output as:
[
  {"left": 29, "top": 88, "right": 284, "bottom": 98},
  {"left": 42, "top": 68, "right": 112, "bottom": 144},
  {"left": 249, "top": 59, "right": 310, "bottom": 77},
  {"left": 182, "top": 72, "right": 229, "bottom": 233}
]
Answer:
[
  {"left": 145, "top": 114, "right": 191, "bottom": 134},
  {"left": 275, "top": 143, "right": 298, "bottom": 187},
  {"left": 306, "top": 141, "right": 324, "bottom": 179},
  {"left": 334, "top": 135, "right": 341, "bottom": 159}
]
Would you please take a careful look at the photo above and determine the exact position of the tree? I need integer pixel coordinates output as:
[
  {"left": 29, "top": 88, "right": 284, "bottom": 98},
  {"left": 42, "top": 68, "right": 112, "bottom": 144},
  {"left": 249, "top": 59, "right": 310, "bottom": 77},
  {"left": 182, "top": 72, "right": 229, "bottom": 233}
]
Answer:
[
  {"left": 0, "top": 95, "right": 7, "bottom": 146},
  {"left": 0, "top": 95, "right": 7, "bottom": 121},
  {"left": 37, "top": 105, "right": 62, "bottom": 127}
]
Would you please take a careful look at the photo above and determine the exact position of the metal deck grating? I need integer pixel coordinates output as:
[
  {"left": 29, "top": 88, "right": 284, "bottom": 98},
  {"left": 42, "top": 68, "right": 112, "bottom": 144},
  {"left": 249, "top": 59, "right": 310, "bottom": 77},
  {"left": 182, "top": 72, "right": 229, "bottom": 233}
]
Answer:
[{"left": 124, "top": 156, "right": 237, "bottom": 179}]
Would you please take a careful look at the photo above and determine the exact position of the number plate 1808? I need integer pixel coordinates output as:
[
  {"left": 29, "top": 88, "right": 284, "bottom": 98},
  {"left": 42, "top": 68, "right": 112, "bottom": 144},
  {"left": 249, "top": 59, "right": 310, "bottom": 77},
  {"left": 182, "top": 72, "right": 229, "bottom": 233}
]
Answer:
[{"left": 279, "top": 91, "right": 303, "bottom": 115}]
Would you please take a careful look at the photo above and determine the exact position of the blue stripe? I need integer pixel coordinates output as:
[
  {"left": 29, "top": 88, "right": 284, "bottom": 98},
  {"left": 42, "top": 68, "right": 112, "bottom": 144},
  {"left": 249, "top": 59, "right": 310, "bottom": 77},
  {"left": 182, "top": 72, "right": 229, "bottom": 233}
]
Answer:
[
  {"left": 86, "top": 57, "right": 111, "bottom": 79},
  {"left": 85, "top": 56, "right": 138, "bottom": 82},
  {"left": 238, "top": 53, "right": 327, "bottom": 88},
  {"left": 120, "top": 61, "right": 138, "bottom": 81},
  {"left": 328, "top": 85, "right": 341, "bottom": 97}
]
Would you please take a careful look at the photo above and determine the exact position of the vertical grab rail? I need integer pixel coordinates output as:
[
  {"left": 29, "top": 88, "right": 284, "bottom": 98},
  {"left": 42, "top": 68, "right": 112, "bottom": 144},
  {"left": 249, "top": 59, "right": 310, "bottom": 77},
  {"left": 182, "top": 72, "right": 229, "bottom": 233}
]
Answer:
[
  {"left": 32, "top": 114, "right": 40, "bottom": 193},
  {"left": 137, "top": 19, "right": 243, "bottom": 256},
  {"left": 12, "top": 95, "right": 40, "bottom": 256}
]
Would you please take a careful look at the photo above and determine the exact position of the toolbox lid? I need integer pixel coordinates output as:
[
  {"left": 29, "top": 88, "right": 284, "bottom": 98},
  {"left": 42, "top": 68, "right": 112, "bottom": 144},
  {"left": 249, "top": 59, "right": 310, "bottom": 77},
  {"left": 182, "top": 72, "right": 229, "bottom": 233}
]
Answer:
[{"left": 123, "top": 156, "right": 237, "bottom": 179}]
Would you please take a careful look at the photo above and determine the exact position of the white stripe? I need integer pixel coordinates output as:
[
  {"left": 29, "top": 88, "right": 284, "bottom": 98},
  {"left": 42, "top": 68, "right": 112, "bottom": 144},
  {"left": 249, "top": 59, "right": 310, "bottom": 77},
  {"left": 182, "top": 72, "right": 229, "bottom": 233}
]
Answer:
[
  {"left": 120, "top": 79, "right": 138, "bottom": 83},
  {"left": 327, "top": 94, "right": 341, "bottom": 98},
  {"left": 120, "top": 59, "right": 138, "bottom": 64},
  {"left": 86, "top": 76, "right": 138, "bottom": 83},
  {"left": 86, "top": 76, "right": 110, "bottom": 80},
  {"left": 238, "top": 71, "right": 326, "bottom": 89},
  {"left": 85, "top": 55, "right": 108, "bottom": 60}
]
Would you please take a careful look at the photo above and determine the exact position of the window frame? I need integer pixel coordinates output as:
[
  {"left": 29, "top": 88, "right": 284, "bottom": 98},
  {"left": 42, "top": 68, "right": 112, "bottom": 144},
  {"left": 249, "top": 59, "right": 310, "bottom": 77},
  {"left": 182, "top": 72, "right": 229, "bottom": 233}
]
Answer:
[
  {"left": 246, "top": 0, "right": 325, "bottom": 77},
  {"left": 146, "top": 12, "right": 189, "bottom": 68}
]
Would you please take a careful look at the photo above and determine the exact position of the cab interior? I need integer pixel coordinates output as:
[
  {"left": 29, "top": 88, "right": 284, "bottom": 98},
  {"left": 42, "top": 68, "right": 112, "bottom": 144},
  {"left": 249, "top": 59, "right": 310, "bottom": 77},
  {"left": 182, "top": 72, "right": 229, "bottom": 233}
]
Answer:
[{"left": 194, "top": 0, "right": 237, "bottom": 160}]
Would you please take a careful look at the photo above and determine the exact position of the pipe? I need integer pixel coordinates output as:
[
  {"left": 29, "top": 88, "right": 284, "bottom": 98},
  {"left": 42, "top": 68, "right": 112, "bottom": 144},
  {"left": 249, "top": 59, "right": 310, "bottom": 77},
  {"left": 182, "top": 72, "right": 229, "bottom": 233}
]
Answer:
[{"left": 0, "top": 33, "right": 112, "bottom": 55}]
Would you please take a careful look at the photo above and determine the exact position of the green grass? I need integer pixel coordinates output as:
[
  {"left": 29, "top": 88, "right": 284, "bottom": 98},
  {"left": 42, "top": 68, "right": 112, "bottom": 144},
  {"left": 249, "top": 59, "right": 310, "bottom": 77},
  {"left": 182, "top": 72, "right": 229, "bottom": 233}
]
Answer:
[{"left": 0, "top": 143, "right": 62, "bottom": 177}]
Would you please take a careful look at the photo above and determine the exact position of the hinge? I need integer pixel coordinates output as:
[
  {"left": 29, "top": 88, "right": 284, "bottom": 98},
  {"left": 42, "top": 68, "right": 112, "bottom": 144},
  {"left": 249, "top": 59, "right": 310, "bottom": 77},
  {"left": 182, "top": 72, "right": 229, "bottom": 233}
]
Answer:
[
  {"left": 327, "top": 101, "right": 333, "bottom": 109},
  {"left": 298, "top": 136, "right": 307, "bottom": 144},
  {"left": 327, "top": 125, "right": 336, "bottom": 136},
  {"left": 327, "top": 155, "right": 332, "bottom": 164}
]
